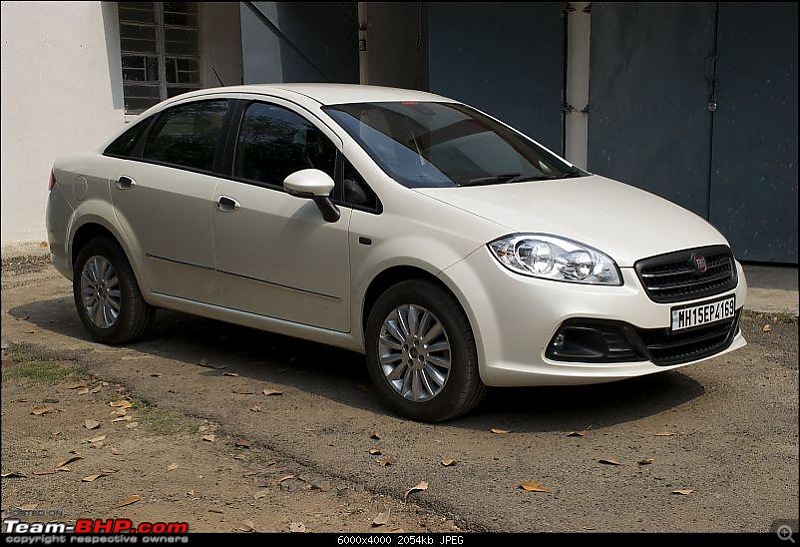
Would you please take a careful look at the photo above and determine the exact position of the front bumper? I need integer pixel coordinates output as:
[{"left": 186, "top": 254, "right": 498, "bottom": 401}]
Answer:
[{"left": 438, "top": 247, "right": 747, "bottom": 387}]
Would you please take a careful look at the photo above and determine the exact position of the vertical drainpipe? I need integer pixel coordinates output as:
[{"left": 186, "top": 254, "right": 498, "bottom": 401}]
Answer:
[
  {"left": 358, "top": 2, "right": 369, "bottom": 84},
  {"left": 564, "top": 2, "right": 591, "bottom": 169}
]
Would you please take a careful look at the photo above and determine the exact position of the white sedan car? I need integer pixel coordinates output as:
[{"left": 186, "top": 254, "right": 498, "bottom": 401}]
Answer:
[{"left": 46, "top": 84, "right": 746, "bottom": 421}]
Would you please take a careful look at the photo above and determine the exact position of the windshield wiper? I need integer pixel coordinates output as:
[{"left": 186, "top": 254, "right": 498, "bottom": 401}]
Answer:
[
  {"left": 562, "top": 166, "right": 586, "bottom": 178},
  {"left": 459, "top": 173, "right": 522, "bottom": 186}
]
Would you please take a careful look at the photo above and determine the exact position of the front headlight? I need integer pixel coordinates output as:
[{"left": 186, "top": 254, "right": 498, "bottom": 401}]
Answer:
[{"left": 488, "top": 234, "right": 622, "bottom": 285}]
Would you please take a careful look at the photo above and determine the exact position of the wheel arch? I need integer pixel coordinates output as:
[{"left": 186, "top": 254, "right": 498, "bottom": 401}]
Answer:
[
  {"left": 360, "top": 265, "right": 478, "bottom": 347},
  {"left": 68, "top": 216, "right": 150, "bottom": 297}
]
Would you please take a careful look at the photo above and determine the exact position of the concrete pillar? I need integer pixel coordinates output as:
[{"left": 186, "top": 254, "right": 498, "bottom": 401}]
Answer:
[{"left": 564, "top": 2, "right": 591, "bottom": 168}]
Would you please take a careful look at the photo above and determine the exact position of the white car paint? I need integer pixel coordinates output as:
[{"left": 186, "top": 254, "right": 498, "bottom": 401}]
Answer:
[{"left": 47, "top": 84, "right": 747, "bottom": 394}]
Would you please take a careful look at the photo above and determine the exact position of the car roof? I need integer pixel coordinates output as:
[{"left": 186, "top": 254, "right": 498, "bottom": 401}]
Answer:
[{"left": 174, "top": 83, "right": 454, "bottom": 106}]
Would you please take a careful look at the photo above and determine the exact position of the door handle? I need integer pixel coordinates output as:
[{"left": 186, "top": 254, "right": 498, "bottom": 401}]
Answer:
[
  {"left": 115, "top": 176, "right": 136, "bottom": 190},
  {"left": 216, "top": 195, "right": 241, "bottom": 213}
]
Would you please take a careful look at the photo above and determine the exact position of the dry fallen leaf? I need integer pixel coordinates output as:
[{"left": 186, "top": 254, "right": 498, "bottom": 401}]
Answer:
[
  {"left": 233, "top": 454, "right": 246, "bottom": 461},
  {"left": 262, "top": 389, "right": 283, "bottom": 396},
  {"left": 369, "top": 448, "right": 382, "bottom": 456},
  {"left": 566, "top": 431, "right": 586, "bottom": 437},
  {"left": 763, "top": 324, "right": 772, "bottom": 333},
  {"left": 101, "top": 468, "right": 118, "bottom": 474},
  {"left": 277, "top": 474, "right": 295, "bottom": 483},
  {"left": 87, "top": 435, "right": 106, "bottom": 444},
  {"left": 186, "top": 489, "right": 195, "bottom": 497},
  {"left": 222, "top": 372, "right": 239, "bottom": 377},
  {"left": 249, "top": 404, "right": 262, "bottom": 412},
  {"left": 82, "top": 474, "right": 106, "bottom": 482},
  {"left": 150, "top": 373, "right": 162, "bottom": 378},
  {"left": 233, "top": 388, "right": 254, "bottom": 394},
  {"left": 202, "top": 434, "right": 216, "bottom": 443},
  {"left": 672, "top": 489, "right": 693, "bottom": 496},
  {"left": 372, "top": 509, "right": 390, "bottom": 527},
  {"left": 63, "top": 381, "right": 87, "bottom": 390},
  {"left": 254, "top": 489, "right": 269, "bottom": 500},
  {"left": 90, "top": 386, "right": 102, "bottom": 394},
  {"left": 55, "top": 466, "right": 72, "bottom": 472},
  {"left": 112, "top": 408, "right": 128, "bottom": 417},
  {"left": 289, "top": 522, "right": 306, "bottom": 533},
  {"left": 638, "top": 458, "right": 654, "bottom": 465},
  {"left": 112, "top": 415, "right": 132, "bottom": 423},
  {"left": 655, "top": 432, "right": 676, "bottom": 437},
  {"left": 599, "top": 458, "right": 622, "bottom": 466},
  {"left": 490, "top": 428, "right": 511, "bottom": 435},
  {"left": 114, "top": 494, "right": 141, "bottom": 508},
  {"left": 519, "top": 481, "right": 551, "bottom": 493},
  {"left": 376, "top": 456, "right": 396, "bottom": 467},
  {"left": 31, "top": 406, "right": 55, "bottom": 416},
  {"left": 403, "top": 480, "right": 428, "bottom": 502},
  {"left": 235, "top": 438, "right": 251, "bottom": 448},
  {"left": 1, "top": 472, "right": 27, "bottom": 478},
  {"left": 109, "top": 400, "right": 133, "bottom": 409},
  {"left": 77, "top": 387, "right": 90, "bottom": 395},
  {"left": 370, "top": 431, "right": 381, "bottom": 440},
  {"left": 441, "top": 458, "right": 457, "bottom": 467},
  {"left": 84, "top": 419, "right": 101, "bottom": 430},
  {"left": 55, "top": 456, "right": 83, "bottom": 469},
  {"left": 167, "top": 463, "right": 179, "bottom": 472},
  {"left": 17, "top": 504, "right": 38, "bottom": 510},
  {"left": 208, "top": 508, "right": 224, "bottom": 514},
  {"left": 110, "top": 447, "right": 123, "bottom": 456}
]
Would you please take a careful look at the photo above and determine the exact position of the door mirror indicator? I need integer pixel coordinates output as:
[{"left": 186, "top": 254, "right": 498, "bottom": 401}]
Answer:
[{"left": 283, "top": 169, "right": 340, "bottom": 222}]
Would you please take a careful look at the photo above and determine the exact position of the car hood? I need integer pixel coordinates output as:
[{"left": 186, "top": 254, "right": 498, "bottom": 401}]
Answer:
[{"left": 414, "top": 175, "right": 729, "bottom": 267}]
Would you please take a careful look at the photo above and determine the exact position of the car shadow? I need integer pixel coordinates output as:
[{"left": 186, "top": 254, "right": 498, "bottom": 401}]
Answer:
[{"left": 9, "top": 297, "right": 706, "bottom": 433}]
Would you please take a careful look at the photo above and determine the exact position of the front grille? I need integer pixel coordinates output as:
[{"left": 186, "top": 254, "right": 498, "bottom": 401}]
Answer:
[
  {"left": 635, "top": 245, "right": 737, "bottom": 303},
  {"left": 637, "top": 310, "right": 741, "bottom": 366}
]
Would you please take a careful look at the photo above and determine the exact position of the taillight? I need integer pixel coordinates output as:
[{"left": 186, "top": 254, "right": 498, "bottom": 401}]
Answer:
[{"left": 48, "top": 171, "right": 56, "bottom": 192}]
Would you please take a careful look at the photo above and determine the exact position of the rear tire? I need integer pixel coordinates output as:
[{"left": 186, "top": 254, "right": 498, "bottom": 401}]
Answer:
[
  {"left": 365, "top": 279, "right": 486, "bottom": 421},
  {"left": 73, "top": 237, "right": 153, "bottom": 344}
]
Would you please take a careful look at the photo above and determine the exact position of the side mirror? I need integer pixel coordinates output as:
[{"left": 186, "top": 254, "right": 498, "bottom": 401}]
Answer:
[{"left": 283, "top": 169, "right": 340, "bottom": 222}]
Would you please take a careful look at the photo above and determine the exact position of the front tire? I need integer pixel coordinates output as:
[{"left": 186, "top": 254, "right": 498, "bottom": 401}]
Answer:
[
  {"left": 365, "top": 279, "right": 486, "bottom": 421},
  {"left": 73, "top": 237, "right": 153, "bottom": 344}
]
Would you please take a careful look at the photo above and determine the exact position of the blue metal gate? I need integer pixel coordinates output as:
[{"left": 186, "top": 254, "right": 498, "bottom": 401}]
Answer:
[
  {"left": 427, "top": 2, "right": 566, "bottom": 153},
  {"left": 588, "top": 2, "right": 798, "bottom": 263}
]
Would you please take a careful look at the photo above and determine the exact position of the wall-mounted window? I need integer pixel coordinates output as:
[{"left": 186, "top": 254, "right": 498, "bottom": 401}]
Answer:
[{"left": 118, "top": 2, "right": 202, "bottom": 114}]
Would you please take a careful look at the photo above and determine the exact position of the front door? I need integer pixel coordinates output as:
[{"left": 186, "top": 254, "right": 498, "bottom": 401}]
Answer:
[
  {"left": 212, "top": 100, "right": 352, "bottom": 332},
  {"left": 111, "top": 99, "right": 231, "bottom": 302}
]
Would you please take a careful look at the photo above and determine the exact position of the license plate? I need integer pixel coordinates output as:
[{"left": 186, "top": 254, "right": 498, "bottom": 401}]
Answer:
[{"left": 671, "top": 296, "right": 736, "bottom": 332}]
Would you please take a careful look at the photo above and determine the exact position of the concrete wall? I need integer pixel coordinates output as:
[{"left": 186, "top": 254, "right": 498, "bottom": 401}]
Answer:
[
  {"left": 1, "top": 1, "right": 126, "bottom": 244},
  {"left": 201, "top": 2, "right": 243, "bottom": 87},
  {"left": 240, "top": 1, "right": 358, "bottom": 84}
]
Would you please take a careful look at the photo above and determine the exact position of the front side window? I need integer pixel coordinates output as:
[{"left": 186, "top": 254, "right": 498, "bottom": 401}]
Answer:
[
  {"left": 118, "top": 2, "right": 202, "bottom": 114},
  {"left": 323, "top": 102, "right": 584, "bottom": 189},
  {"left": 234, "top": 102, "right": 337, "bottom": 187},
  {"left": 143, "top": 100, "right": 229, "bottom": 172}
]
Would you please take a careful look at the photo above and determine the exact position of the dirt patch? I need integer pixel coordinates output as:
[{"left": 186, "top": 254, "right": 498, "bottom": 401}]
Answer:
[{"left": 1, "top": 346, "right": 460, "bottom": 533}]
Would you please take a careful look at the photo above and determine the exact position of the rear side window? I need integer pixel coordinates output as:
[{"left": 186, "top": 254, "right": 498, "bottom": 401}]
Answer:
[
  {"left": 143, "top": 100, "right": 229, "bottom": 172},
  {"left": 104, "top": 118, "right": 151, "bottom": 158},
  {"left": 234, "top": 102, "right": 336, "bottom": 187}
]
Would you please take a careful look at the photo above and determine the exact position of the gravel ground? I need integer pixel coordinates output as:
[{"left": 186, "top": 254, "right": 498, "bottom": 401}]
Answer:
[{"left": 1, "top": 260, "right": 797, "bottom": 532}]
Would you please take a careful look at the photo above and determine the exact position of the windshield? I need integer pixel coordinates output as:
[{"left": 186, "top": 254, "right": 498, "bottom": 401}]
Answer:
[{"left": 323, "top": 101, "right": 585, "bottom": 189}]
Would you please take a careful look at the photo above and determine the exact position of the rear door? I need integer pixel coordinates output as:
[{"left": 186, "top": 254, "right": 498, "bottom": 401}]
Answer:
[
  {"left": 111, "top": 99, "right": 230, "bottom": 302},
  {"left": 212, "top": 99, "right": 352, "bottom": 332}
]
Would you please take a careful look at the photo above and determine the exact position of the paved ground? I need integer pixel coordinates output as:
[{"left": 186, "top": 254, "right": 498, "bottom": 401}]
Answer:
[{"left": 1, "top": 257, "right": 798, "bottom": 532}]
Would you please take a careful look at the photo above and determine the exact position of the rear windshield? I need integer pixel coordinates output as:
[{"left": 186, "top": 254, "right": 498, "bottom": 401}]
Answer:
[{"left": 323, "top": 101, "right": 584, "bottom": 189}]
